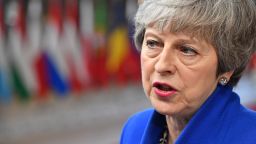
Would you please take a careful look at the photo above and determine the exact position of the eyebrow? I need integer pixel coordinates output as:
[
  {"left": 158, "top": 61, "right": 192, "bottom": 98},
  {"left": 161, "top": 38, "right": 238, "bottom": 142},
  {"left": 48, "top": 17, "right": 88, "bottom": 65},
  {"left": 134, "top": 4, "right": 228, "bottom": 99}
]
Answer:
[
  {"left": 144, "top": 30, "right": 163, "bottom": 40},
  {"left": 176, "top": 39, "right": 196, "bottom": 45},
  {"left": 145, "top": 30, "right": 198, "bottom": 44}
]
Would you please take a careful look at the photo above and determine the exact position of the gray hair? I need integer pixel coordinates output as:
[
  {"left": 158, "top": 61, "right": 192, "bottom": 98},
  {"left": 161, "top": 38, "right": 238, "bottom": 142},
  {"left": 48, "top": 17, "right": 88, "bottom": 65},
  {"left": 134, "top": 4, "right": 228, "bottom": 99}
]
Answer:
[{"left": 134, "top": 0, "right": 256, "bottom": 86}]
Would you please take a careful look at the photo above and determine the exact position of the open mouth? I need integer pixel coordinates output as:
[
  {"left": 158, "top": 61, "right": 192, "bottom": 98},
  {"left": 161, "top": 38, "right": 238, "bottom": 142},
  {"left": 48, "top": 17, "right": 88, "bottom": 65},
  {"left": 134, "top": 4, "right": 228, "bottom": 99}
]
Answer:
[{"left": 153, "top": 82, "right": 175, "bottom": 91}]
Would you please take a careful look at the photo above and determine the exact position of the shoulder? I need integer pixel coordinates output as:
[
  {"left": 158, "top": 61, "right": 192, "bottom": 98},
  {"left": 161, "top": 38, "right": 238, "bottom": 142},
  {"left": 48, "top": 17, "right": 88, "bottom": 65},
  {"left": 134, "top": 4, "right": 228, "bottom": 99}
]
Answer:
[
  {"left": 120, "top": 108, "right": 154, "bottom": 144},
  {"left": 237, "top": 106, "right": 256, "bottom": 130},
  {"left": 228, "top": 90, "right": 256, "bottom": 132},
  {"left": 235, "top": 106, "right": 256, "bottom": 129},
  {"left": 226, "top": 106, "right": 256, "bottom": 143}
]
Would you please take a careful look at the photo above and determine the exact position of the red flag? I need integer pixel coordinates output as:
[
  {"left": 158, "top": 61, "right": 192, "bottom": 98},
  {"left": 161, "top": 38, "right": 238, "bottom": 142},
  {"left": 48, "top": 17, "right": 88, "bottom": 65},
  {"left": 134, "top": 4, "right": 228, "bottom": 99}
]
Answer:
[
  {"left": 43, "top": 0, "right": 70, "bottom": 96},
  {"left": 34, "top": 54, "right": 50, "bottom": 99},
  {"left": 106, "top": 0, "right": 141, "bottom": 85},
  {"left": 125, "top": 0, "right": 141, "bottom": 83},
  {"left": 79, "top": 0, "right": 94, "bottom": 89},
  {"left": 62, "top": 0, "right": 85, "bottom": 93},
  {"left": 92, "top": 0, "right": 108, "bottom": 87},
  {"left": 249, "top": 53, "right": 256, "bottom": 70},
  {"left": 107, "top": 27, "right": 141, "bottom": 85},
  {"left": 107, "top": 27, "right": 129, "bottom": 83},
  {"left": 27, "top": 0, "right": 51, "bottom": 100}
]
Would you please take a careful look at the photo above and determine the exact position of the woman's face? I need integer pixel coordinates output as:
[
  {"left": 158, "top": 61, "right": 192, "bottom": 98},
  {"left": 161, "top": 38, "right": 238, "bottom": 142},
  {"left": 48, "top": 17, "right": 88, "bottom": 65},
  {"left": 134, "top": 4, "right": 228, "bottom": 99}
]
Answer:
[{"left": 141, "top": 27, "right": 221, "bottom": 118}]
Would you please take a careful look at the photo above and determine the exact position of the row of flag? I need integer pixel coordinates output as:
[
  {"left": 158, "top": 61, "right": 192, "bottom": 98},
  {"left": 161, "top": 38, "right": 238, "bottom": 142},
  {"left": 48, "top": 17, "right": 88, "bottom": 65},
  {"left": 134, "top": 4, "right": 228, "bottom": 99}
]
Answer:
[{"left": 0, "top": 0, "right": 141, "bottom": 104}]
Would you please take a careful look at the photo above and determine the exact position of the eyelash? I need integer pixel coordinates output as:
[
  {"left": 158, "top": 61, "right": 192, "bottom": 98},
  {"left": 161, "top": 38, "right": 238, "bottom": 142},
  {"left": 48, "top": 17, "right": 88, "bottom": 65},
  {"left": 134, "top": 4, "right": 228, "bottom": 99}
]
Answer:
[
  {"left": 146, "top": 40, "right": 198, "bottom": 56},
  {"left": 179, "top": 45, "right": 198, "bottom": 56},
  {"left": 146, "top": 40, "right": 161, "bottom": 49}
]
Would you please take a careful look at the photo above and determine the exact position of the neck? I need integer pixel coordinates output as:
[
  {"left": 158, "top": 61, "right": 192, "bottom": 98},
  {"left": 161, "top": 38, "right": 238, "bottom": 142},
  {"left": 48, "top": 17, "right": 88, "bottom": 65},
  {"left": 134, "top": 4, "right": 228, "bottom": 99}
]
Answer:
[{"left": 166, "top": 115, "right": 188, "bottom": 144}]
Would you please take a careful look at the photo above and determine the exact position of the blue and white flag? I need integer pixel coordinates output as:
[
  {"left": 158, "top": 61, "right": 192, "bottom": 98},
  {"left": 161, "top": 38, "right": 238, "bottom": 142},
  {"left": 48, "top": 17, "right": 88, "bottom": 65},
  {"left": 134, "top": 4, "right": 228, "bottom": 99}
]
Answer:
[{"left": 0, "top": 3, "right": 12, "bottom": 103}]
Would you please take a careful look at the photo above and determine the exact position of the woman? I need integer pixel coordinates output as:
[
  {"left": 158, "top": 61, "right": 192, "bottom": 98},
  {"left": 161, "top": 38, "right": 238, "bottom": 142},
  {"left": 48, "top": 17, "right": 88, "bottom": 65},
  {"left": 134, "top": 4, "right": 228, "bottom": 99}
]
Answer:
[{"left": 120, "top": 0, "right": 256, "bottom": 143}]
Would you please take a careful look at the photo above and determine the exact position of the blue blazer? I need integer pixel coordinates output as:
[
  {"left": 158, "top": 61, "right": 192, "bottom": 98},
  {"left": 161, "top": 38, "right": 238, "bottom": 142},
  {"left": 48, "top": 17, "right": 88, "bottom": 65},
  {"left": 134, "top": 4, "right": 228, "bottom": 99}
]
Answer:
[{"left": 120, "top": 85, "right": 256, "bottom": 144}]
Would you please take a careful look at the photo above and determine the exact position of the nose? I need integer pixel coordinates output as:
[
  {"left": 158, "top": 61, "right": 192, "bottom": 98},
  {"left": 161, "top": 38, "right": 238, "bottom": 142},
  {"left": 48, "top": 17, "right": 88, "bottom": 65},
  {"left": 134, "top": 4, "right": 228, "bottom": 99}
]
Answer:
[{"left": 154, "top": 48, "right": 177, "bottom": 76}]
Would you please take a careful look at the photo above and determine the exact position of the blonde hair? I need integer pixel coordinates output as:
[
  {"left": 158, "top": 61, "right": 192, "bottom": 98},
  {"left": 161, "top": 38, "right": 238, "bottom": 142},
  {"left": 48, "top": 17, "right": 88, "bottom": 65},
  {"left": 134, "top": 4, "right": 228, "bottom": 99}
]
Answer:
[{"left": 134, "top": 0, "right": 256, "bottom": 86}]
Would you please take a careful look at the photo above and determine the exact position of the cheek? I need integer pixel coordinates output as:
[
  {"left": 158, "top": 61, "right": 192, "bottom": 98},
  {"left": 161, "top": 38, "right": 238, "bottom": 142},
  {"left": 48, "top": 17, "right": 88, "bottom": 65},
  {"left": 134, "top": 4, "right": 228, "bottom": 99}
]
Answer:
[
  {"left": 181, "top": 57, "right": 218, "bottom": 86},
  {"left": 140, "top": 54, "right": 153, "bottom": 97},
  {"left": 181, "top": 65, "right": 218, "bottom": 103}
]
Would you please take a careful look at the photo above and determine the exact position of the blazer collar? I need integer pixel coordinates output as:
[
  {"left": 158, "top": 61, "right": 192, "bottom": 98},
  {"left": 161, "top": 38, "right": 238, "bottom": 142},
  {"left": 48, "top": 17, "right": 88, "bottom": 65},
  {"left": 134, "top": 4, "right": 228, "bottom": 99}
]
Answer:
[{"left": 141, "top": 85, "right": 240, "bottom": 144}]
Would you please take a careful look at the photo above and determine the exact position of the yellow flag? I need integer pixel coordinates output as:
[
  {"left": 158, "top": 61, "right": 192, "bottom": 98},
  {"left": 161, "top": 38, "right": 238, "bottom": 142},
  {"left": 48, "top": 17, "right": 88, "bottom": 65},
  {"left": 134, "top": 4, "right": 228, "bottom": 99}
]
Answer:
[{"left": 107, "top": 27, "right": 129, "bottom": 74}]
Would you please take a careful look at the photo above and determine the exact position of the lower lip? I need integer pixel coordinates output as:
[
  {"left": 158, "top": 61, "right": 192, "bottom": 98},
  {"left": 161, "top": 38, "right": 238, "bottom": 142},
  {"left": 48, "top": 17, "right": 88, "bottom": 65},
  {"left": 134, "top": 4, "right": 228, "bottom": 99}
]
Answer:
[{"left": 153, "top": 88, "right": 177, "bottom": 98}]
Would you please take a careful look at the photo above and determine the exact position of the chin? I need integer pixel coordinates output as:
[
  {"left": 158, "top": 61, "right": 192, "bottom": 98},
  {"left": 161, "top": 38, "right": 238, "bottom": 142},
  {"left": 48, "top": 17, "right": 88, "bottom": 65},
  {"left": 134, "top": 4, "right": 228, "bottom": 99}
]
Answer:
[
  {"left": 150, "top": 98, "right": 177, "bottom": 116},
  {"left": 155, "top": 108, "right": 172, "bottom": 116},
  {"left": 155, "top": 106, "right": 180, "bottom": 116}
]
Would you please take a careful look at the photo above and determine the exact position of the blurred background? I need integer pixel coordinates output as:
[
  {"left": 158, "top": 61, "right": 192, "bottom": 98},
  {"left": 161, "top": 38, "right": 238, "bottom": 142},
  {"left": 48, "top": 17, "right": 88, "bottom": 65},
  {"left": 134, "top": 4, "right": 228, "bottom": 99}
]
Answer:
[{"left": 0, "top": 0, "right": 256, "bottom": 144}]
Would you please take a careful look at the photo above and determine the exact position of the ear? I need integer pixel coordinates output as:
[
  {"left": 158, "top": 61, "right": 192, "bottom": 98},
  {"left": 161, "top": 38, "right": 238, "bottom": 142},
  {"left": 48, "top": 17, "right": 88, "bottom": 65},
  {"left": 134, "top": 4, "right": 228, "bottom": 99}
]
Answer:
[
  {"left": 218, "top": 70, "right": 234, "bottom": 85},
  {"left": 219, "top": 70, "right": 234, "bottom": 80}
]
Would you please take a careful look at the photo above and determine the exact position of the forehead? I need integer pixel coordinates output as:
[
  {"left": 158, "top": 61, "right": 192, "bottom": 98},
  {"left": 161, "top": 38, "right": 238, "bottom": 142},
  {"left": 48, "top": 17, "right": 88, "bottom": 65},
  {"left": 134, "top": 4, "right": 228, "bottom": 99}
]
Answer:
[{"left": 145, "top": 27, "right": 203, "bottom": 43}]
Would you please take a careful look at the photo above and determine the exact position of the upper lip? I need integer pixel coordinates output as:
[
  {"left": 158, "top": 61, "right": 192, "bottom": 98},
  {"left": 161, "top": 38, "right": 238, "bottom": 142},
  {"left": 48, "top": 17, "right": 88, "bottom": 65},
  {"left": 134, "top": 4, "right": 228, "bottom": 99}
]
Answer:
[{"left": 152, "top": 81, "right": 177, "bottom": 91}]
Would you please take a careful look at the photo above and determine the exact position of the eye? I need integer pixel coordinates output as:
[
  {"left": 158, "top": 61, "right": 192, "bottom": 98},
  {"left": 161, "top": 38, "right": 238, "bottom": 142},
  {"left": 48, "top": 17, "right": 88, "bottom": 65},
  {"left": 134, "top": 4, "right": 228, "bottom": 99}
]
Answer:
[
  {"left": 179, "top": 45, "right": 198, "bottom": 56},
  {"left": 146, "top": 40, "right": 162, "bottom": 49}
]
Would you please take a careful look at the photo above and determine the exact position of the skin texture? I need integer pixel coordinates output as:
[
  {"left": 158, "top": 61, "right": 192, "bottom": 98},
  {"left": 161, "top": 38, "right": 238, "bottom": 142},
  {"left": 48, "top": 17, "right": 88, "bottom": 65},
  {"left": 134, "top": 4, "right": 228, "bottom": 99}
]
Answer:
[{"left": 141, "top": 27, "right": 233, "bottom": 142}]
